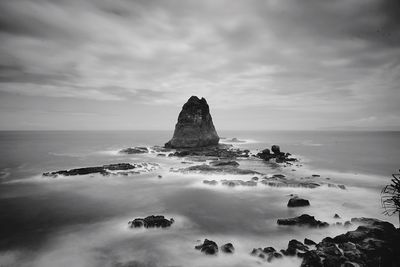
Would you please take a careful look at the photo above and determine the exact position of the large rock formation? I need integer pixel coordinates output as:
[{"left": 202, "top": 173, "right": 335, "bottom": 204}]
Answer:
[{"left": 165, "top": 96, "right": 219, "bottom": 148}]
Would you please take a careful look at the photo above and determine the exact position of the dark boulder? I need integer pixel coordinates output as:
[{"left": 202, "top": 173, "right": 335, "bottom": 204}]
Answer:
[
  {"left": 334, "top": 213, "right": 341, "bottom": 219},
  {"left": 277, "top": 214, "right": 329, "bottom": 228},
  {"left": 165, "top": 96, "right": 219, "bottom": 148},
  {"left": 128, "top": 215, "right": 174, "bottom": 228},
  {"left": 221, "top": 243, "right": 234, "bottom": 253},
  {"left": 301, "top": 251, "right": 323, "bottom": 267},
  {"left": 195, "top": 239, "right": 219, "bottom": 255},
  {"left": 287, "top": 196, "right": 311, "bottom": 207}
]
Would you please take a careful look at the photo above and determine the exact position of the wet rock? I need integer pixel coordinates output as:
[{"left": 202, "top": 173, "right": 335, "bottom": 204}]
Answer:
[
  {"left": 176, "top": 164, "right": 260, "bottom": 175},
  {"left": 282, "top": 239, "right": 309, "bottom": 256},
  {"left": 334, "top": 213, "right": 341, "bottom": 219},
  {"left": 271, "top": 145, "right": 281, "bottom": 154},
  {"left": 43, "top": 163, "right": 137, "bottom": 177},
  {"left": 300, "top": 250, "right": 323, "bottom": 267},
  {"left": 304, "top": 238, "right": 317, "bottom": 246},
  {"left": 277, "top": 214, "right": 329, "bottom": 228},
  {"left": 119, "top": 147, "right": 148, "bottom": 154},
  {"left": 312, "top": 174, "right": 320, "bottom": 177},
  {"left": 165, "top": 96, "right": 219, "bottom": 148},
  {"left": 251, "top": 247, "right": 282, "bottom": 262},
  {"left": 128, "top": 215, "right": 174, "bottom": 228},
  {"left": 195, "top": 239, "right": 219, "bottom": 255},
  {"left": 273, "top": 174, "right": 286, "bottom": 178},
  {"left": 287, "top": 196, "right": 311, "bottom": 207},
  {"left": 169, "top": 144, "right": 250, "bottom": 159},
  {"left": 299, "top": 217, "right": 400, "bottom": 267},
  {"left": 221, "top": 243, "right": 234, "bottom": 253},
  {"left": 209, "top": 160, "right": 239, "bottom": 167}
]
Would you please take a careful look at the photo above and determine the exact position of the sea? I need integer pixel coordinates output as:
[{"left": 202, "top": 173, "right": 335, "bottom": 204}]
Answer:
[{"left": 0, "top": 130, "right": 399, "bottom": 267}]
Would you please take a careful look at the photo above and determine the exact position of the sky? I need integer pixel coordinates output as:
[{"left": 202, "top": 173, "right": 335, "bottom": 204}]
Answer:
[{"left": 0, "top": 0, "right": 399, "bottom": 131}]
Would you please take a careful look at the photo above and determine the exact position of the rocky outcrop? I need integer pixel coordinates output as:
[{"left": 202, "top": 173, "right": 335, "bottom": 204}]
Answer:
[
  {"left": 300, "top": 218, "right": 400, "bottom": 267},
  {"left": 168, "top": 144, "right": 250, "bottom": 158},
  {"left": 43, "top": 163, "right": 158, "bottom": 177},
  {"left": 128, "top": 215, "right": 174, "bottom": 228},
  {"left": 287, "top": 196, "right": 311, "bottom": 207},
  {"left": 195, "top": 239, "right": 219, "bottom": 255},
  {"left": 277, "top": 214, "right": 329, "bottom": 228},
  {"left": 257, "top": 145, "right": 297, "bottom": 163},
  {"left": 165, "top": 96, "right": 219, "bottom": 148}
]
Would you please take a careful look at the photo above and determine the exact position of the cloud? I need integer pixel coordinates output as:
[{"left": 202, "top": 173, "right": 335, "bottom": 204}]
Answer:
[{"left": 0, "top": 0, "right": 399, "bottom": 129}]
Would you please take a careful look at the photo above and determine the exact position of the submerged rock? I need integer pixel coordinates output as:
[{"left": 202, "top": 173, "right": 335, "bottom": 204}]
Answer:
[
  {"left": 119, "top": 147, "right": 148, "bottom": 154},
  {"left": 176, "top": 164, "right": 260, "bottom": 175},
  {"left": 209, "top": 160, "right": 239, "bottom": 167},
  {"left": 128, "top": 215, "right": 174, "bottom": 228},
  {"left": 221, "top": 243, "right": 235, "bottom": 253},
  {"left": 195, "top": 239, "right": 219, "bottom": 255},
  {"left": 277, "top": 214, "right": 329, "bottom": 228},
  {"left": 165, "top": 96, "right": 219, "bottom": 148},
  {"left": 251, "top": 246, "right": 283, "bottom": 262},
  {"left": 287, "top": 196, "right": 311, "bottom": 207}
]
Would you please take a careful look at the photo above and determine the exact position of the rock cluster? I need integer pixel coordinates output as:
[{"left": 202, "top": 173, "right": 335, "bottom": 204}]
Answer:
[
  {"left": 128, "top": 215, "right": 174, "bottom": 228},
  {"left": 277, "top": 214, "right": 329, "bottom": 228},
  {"left": 257, "top": 145, "right": 297, "bottom": 163},
  {"left": 300, "top": 218, "right": 400, "bottom": 267},
  {"left": 195, "top": 239, "right": 234, "bottom": 255},
  {"left": 165, "top": 96, "right": 219, "bottom": 148},
  {"left": 251, "top": 247, "right": 283, "bottom": 262}
]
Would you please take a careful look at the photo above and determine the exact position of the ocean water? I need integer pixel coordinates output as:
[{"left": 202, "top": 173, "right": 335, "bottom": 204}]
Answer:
[{"left": 0, "top": 130, "right": 399, "bottom": 267}]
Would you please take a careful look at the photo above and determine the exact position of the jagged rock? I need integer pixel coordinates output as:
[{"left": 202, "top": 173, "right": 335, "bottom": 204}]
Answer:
[
  {"left": 119, "top": 147, "right": 148, "bottom": 154},
  {"left": 128, "top": 215, "right": 174, "bottom": 228},
  {"left": 257, "top": 145, "right": 297, "bottom": 163},
  {"left": 221, "top": 243, "right": 234, "bottom": 253},
  {"left": 304, "top": 238, "right": 317, "bottom": 246},
  {"left": 287, "top": 196, "right": 311, "bottom": 207},
  {"left": 277, "top": 214, "right": 329, "bottom": 228},
  {"left": 300, "top": 218, "right": 400, "bottom": 267},
  {"left": 165, "top": 96, "right": 219, "bottom": 148},
  {"left": 195, "top": 239, "right": 219, "bottom": 255},
  {"left": 282, "top": 239, "right": 309, "bottom": 256},
  {"left": 209, "top": 160, "right": 239, "bottom": 167}
]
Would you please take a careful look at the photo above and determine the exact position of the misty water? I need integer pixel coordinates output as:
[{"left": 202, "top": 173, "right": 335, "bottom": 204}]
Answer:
[{"left": 0, "top": 130, "right": 399, "bottom": 267}]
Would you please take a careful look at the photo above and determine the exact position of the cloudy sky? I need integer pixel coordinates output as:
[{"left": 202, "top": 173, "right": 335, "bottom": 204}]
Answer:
[{"left": 0, "top": 0, "right": 399, "bottom": 130}]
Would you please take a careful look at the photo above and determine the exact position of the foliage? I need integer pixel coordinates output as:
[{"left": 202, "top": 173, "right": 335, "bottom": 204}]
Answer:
[{"left": 381, "top": 170, "right": 400, "bottom": 216}]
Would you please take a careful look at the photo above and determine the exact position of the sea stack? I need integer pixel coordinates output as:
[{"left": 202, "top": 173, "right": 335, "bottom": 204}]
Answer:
[{"left": 165, "top": 96, "right": 219, "bottom": 148}]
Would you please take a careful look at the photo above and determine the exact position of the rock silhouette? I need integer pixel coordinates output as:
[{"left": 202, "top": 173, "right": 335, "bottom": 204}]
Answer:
[{"left": 165, "top": 96, "right": 219, "bottom": 148}]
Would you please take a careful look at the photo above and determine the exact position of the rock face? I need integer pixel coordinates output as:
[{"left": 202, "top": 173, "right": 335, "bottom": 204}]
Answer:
[{"left": 165, "top": 96, "right": 219, "bottom": 148}]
